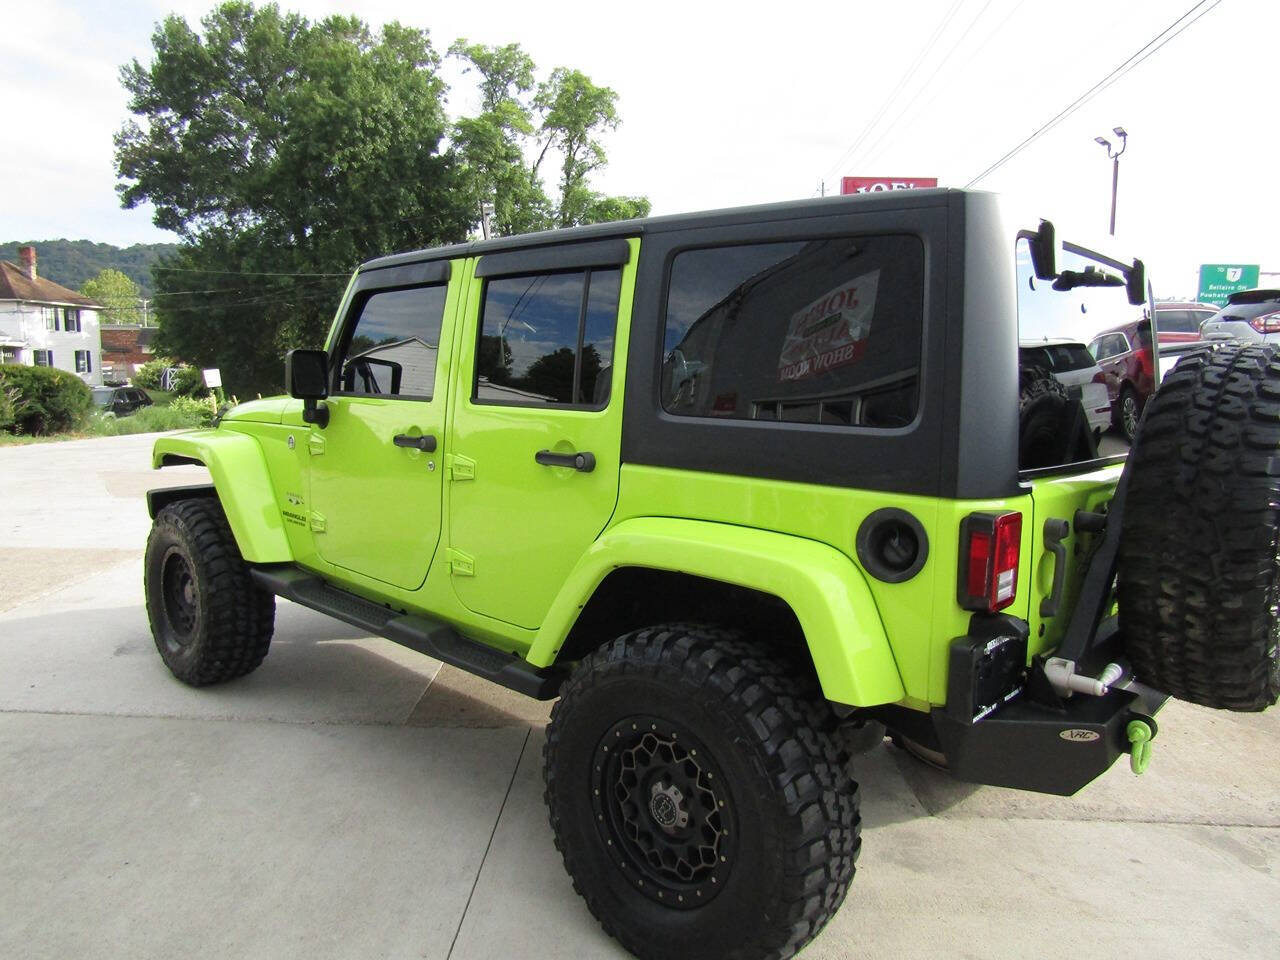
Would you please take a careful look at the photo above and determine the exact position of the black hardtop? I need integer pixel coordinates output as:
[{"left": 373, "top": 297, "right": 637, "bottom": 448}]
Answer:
[{"left": 359, "top": 187, "right": 967, "bottom": 273}]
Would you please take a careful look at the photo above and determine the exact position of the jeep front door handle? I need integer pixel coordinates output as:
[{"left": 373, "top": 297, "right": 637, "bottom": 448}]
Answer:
[
  {"left": 535, "top": 449, "right": 596, "bottom": 473},
  {"left": 393, "top": 433, "right": 437, "bottom": 452}
]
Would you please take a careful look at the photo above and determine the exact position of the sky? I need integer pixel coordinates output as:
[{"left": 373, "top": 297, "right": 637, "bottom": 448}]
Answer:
[{"left": 0, "top": 0, "right": 1273, "bottom": 298}]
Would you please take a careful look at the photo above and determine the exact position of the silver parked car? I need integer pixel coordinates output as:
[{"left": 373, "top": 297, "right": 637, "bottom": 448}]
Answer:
[{"left": 1200, "top": 289, "right": 1280, "bottom": 343}]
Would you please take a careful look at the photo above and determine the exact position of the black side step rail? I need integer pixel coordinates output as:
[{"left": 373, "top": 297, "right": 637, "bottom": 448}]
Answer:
[{"left": 250, "top": 565, "right": 564, "bottom": 700}]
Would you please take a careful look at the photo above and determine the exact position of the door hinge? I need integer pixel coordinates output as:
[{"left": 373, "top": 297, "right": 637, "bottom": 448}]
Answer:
[
  {"left": 448, "top": 454, "right": 476, "bottom": 481},
  {"left": 308, "top": 433, "right": 326, "bottom": 456},
  {"left": 309, "top": 511, "right": 326, "bottom": 533},
  {"left": 446, "top": 548, "right": 475, "bottom": 577}
]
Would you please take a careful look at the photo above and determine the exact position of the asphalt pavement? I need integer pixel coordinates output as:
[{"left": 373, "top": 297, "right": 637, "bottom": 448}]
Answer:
[{"left": 1, "top": 433, "right": 1277, "bottom": 960}]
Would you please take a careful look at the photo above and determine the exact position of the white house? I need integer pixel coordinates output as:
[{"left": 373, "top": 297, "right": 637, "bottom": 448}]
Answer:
[{"left": 0, "top": 246, "right": 103, "bottom": 386}]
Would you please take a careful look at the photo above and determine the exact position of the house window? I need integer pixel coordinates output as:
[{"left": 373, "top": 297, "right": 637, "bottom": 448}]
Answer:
[
  {"left": 75, "top": 350, "right": 92, "bottom": 373},
  {"left": 43, "top": 306, "right": 59, "bottom": 331},
  {"left": 0, "top": 346, "right": 17, "bottom": 364},
  {"left": 35, "top": 350, "right": 53, "bottom": 367},
  {"left": 64, "top": 309, "right": 82, "bottom": 333}
]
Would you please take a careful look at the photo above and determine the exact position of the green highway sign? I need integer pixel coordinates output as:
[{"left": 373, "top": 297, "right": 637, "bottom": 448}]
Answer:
[{"left": 1198, "top": 264, "right": 1260, "bottom": 306}]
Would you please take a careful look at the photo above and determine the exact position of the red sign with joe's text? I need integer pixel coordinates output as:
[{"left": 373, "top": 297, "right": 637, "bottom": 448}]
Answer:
[{"left": 840, "top": 177, "right": 938, "bottom": 195}]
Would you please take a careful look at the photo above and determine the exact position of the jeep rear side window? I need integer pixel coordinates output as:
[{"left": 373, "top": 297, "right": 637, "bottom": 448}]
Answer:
[
  {"left": 475, "top": 268, "right": 621, "bottom": 407},
  {"left": 660, "top": 236, "right": 923, "bottom": 427},
  {"left": 336, "top": 285, "right": 447, "bottom": 399}
]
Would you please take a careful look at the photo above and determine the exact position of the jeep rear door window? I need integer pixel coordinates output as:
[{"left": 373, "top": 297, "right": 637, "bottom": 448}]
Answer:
[
  {"left": 1017, "top": 237, "right": 1149, "bottom": 468},
  {"left": 661, "top": 236, "right": 923, "bottom": 427},
  {"left": 336, "top": 284, "right": 447, "bottom": 399},
  {"left": 475, "top": 268, "right": 621, "bottom": 407}
]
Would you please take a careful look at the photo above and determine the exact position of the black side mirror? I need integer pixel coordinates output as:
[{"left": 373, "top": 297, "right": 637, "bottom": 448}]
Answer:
[
  {"left": 1028, "top": 219, "right": 1058, "bottom": 280},
  {"left": 1126, "top": 258, "right": 1147, "bottom": 306},
  {"left": 286, "top": 349, "right": 330, "bottom": 428}
]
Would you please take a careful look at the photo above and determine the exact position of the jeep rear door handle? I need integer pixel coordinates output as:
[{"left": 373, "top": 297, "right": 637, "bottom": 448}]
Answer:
[
  {"left": 393, "top": 433, "right": 437, "bottom": 452},
  {"left": 535, "top": 449, "right": 596, "bottom": 473}
]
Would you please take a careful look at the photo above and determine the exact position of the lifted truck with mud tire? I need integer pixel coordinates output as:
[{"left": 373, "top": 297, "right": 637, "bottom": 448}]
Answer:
[{"left": 143, "top": 190, "right": 1279, "bottom": 960}]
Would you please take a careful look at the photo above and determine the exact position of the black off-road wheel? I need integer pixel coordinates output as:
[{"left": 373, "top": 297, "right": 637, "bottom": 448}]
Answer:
[
  {"left": 1019, "top": 365, "right": 1096, "bottom": 469},
  {"left": 1119, "top": 343, "right": 1280, "bottom": 711},
  {"left": 543, "top": 624, "right": 860, "bottom": 960},
  {"left": 144, "top": 498, "right": 275, "bottom": 686}
]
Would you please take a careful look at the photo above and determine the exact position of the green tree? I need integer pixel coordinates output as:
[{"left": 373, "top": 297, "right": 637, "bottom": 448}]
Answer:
[
  {"left": 115, "top": 2, "right": 475, "bottom": 393},
  {"left": 534, "top": 69, "right": 628, "bottom": 228},
  {"left": 116, "top": 5, "right": 648, "bottom": 392},
  {"left": 80, "top": 269, "right": 141, "bottom": 325},
  {"left": 450, "top": 40, "right": 554, "bottom": 236},
  {"left": 452, "top": 43, "right": 648, "bottom": 232}
]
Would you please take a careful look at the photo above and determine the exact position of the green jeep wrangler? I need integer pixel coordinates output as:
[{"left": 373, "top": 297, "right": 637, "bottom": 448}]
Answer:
[{"left": 143, "top": 189, "right": 1280, "bottom": 960}]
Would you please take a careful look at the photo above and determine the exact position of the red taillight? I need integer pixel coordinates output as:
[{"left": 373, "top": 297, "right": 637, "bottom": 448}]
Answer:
[
  {"left": 1092, "top": 370, "right": 1107, "bottom": 384},
  {"left": 1135, "top": 346, "right": 1154, "bottom": 376},
  {"left": 1248, "top": 311, "right": 1280, "bottom": 334},
  {"left": 959, "top": 512, "right": 1023, "bottom": 612}
]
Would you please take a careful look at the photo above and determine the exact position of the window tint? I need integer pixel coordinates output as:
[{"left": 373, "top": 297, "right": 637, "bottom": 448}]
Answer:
[
  {"left": 475, "top": 268, "right": 621, "bottom": 407},
  {"left": 1022, "top": 343, "right": 1097, "bottom": 373},
  {"left": 337, "top": 285, "right": 447, "bottom": 399},
  {"left": 661, "top": 236, "right": 923, "bottom": 427},
  {"left": 1157, "top": 309, "right": 1197, "bottom": 333}
]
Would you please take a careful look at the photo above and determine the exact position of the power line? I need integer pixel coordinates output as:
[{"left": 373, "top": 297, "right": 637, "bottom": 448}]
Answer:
[
  {"left": 151, "top": 266, "right": 351, "bottom": 277},
  {"left": 965, "top": 0, "right": 1223, "bottom": 187},
  {"left": 847, "top": 0, "right": 1001, "bottom": 174},
  {"left": 818, "top": 0, "right": 968, "bottom": 186}
]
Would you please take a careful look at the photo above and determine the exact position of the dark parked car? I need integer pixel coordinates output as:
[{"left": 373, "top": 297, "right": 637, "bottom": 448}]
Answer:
[
  {"left": 1088, "top": 319, "right": 1154, "bottom": 443},
  {"left": 92, "top": 386, "right": 153, "bottom": 416},
  {"left": 1199, "top": 289, "right": 1280, "bottom": 344}
]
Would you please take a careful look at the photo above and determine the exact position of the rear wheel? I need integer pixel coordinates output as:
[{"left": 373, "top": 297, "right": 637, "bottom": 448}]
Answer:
[
  {"left": 544, "top": 624, "right": 859, "bottom": 960},
  {"left": 1116, "top": 384, "right": 1142, "bottom": 443},
  {"left": 1119, "top": 343, "right": 1280, "bottom": 711},
  {"left": 144, "top": 498, "right": 275, "bottom": 685}
]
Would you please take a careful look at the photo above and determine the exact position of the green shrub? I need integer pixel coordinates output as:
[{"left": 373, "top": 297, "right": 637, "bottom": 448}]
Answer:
[
  {"left": 86, "top": 404, "right": 206, "bottom": 436},
  {"left": 169, "top": 366, "right": 210, "bottom": 398},
  {"left": 168, "top": 394, "right": 216, "bottom": 426},
  {"left": 0, "top": 364, "right": 92, "bottom": 435},
  {"left": 133, "top": 356, "right": 175, "bottom": 390},
  {"left": 0, "top": 383, "right": 20, "bottom": 432}
]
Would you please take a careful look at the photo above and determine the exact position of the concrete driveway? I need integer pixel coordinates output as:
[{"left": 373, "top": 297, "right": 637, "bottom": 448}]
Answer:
[{"left": 1, "top": 433, "right": 1276, "bottom": 960}]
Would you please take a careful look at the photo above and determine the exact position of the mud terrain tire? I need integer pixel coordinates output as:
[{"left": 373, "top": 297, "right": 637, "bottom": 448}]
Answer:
[
  {"left": 543, "top": 624, "right": 860, "bottom": 960},
  {"left": 1118, "top": 343, "right": 1280, "bottom": 711},
  {"left": 144, "top": 498, "right": 276, "bottom": 685}
]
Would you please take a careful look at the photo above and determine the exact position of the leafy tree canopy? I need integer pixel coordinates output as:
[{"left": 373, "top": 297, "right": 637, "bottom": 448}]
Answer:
[
  {"left": 116, "top": 3, "right": 647, "bottom": 394},
  {"left": 80, "top": 269, "right": 142, "bottom": 325}
]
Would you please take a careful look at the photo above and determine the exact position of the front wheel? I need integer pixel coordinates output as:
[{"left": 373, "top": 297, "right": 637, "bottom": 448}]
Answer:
[
  {"left": 144, "top": 498, "right": 275, "bottom": 685},
  {"left": 543, "top": 624, "right": 860, "bottom": 960}
]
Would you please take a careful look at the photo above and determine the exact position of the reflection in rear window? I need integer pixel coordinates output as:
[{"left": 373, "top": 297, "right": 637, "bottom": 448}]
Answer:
[{"left": 661, "top": 235, "right": 924, "bottom": 428}]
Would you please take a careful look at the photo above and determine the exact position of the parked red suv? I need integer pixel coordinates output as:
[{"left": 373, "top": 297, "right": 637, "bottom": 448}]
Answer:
[{"left": 1088, "top": 318, "right": 1154, "bottom": 443}]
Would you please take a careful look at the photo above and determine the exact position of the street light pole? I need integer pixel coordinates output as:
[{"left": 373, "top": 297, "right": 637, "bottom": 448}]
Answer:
[{"left": 1094, "top": 127, "right": 1128, "bottom": 236}]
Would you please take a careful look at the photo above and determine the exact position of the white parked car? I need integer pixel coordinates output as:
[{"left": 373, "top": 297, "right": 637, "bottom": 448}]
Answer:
[{"left": 1019, "top": 340, "right": 1112, "bottom": 437}]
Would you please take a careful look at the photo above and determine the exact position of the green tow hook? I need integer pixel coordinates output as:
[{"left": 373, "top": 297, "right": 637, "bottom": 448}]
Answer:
[{"left": 1127, "top": 719, "right": 1154, "bottom": 775}]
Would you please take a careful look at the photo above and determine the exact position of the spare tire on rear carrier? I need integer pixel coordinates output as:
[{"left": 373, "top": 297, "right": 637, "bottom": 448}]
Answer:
[{"left": 1118, "top": 342, "right": 1280, "bottom": 711}]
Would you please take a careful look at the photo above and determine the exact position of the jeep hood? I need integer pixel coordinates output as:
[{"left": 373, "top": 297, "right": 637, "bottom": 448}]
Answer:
[{"left": 219, "top": 395, "right": 292, "bottom": 425}]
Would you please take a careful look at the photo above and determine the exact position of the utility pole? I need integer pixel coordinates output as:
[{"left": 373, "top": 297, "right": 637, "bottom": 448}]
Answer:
[
  {"left": 1093, "top": 127, "right": 1128, "bottom": 236},
  {"left": 138, "top": 298, "right": 152, "bottom": 326}
]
